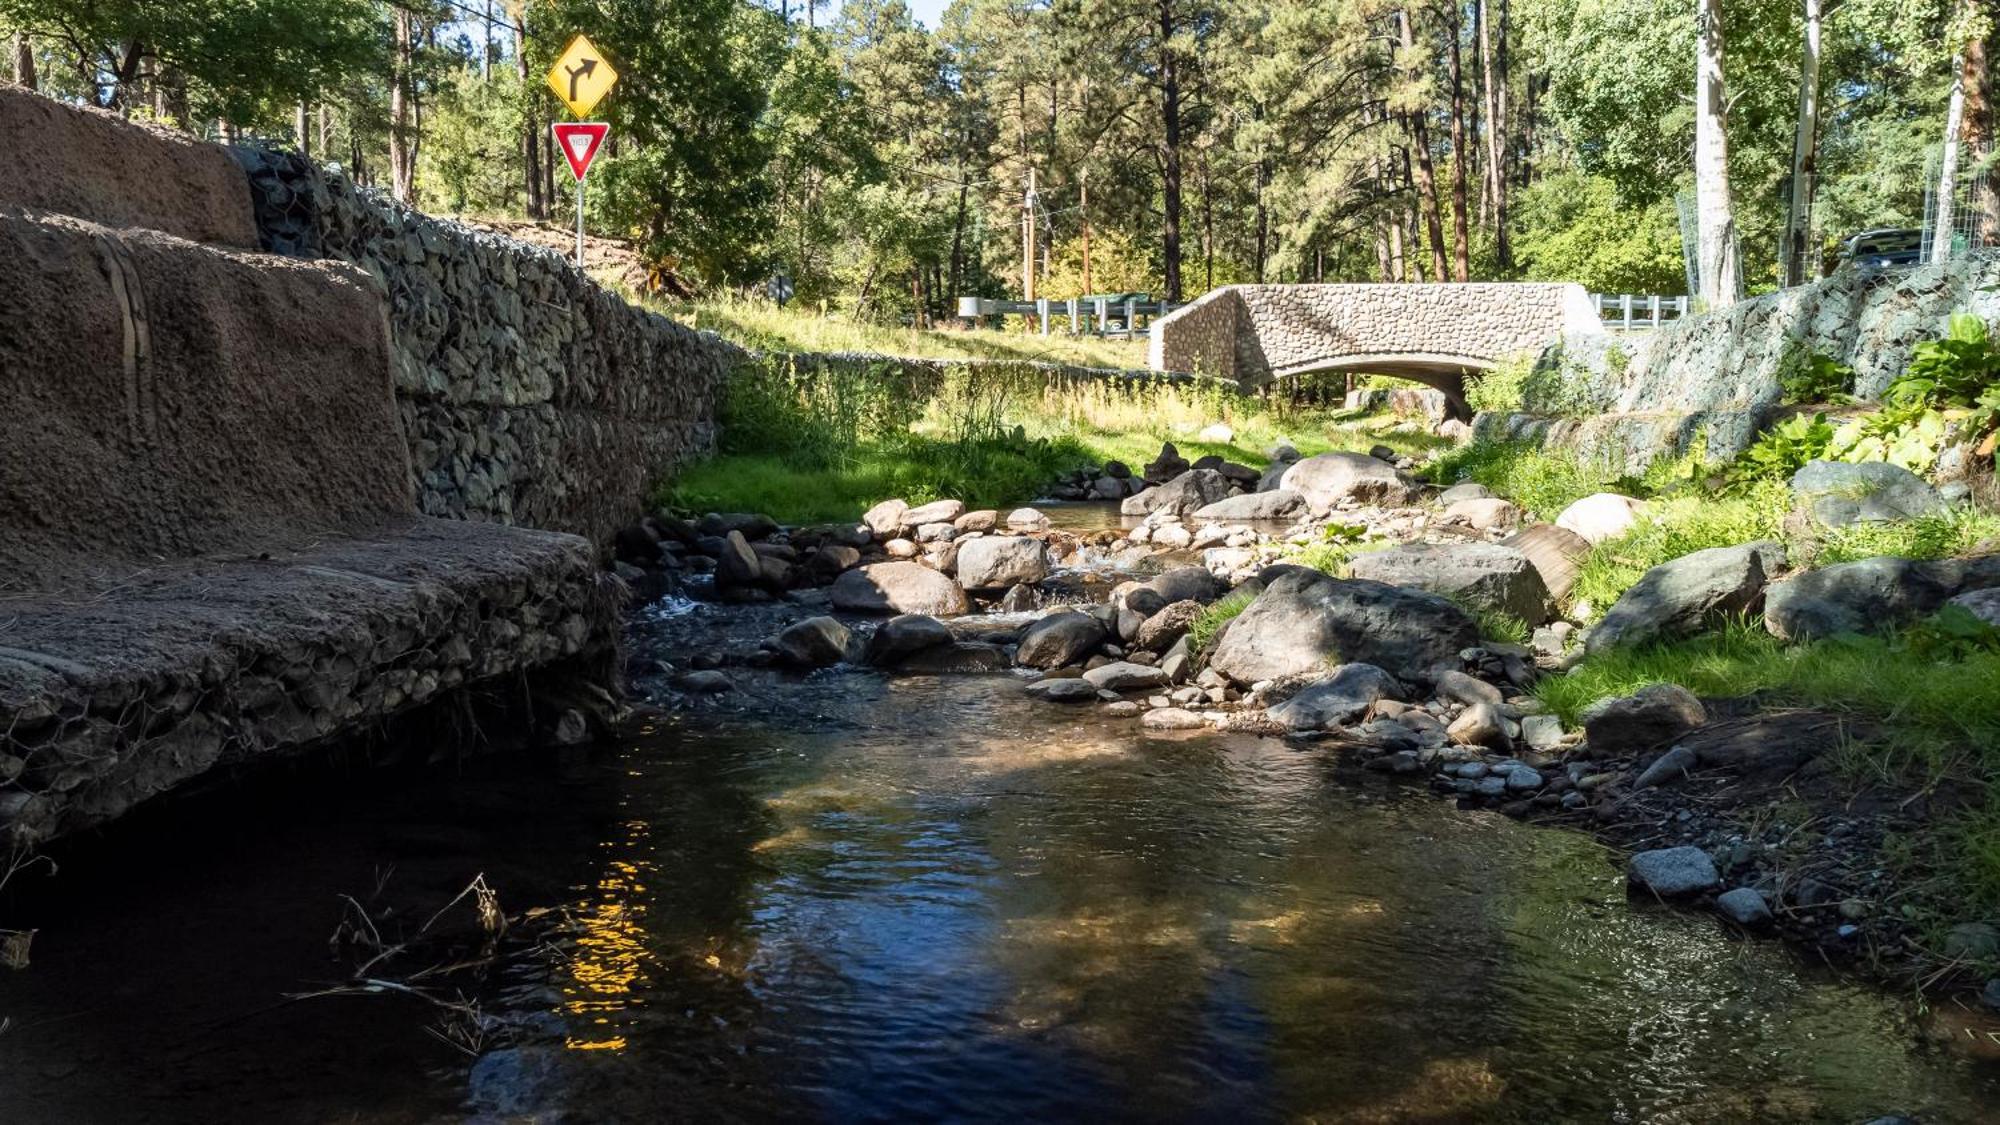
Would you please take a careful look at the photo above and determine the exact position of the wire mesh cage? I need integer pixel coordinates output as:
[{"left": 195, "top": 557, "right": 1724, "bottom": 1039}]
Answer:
[{"left": 1921, "top": 140, "right": 2000, "bottom": 263}]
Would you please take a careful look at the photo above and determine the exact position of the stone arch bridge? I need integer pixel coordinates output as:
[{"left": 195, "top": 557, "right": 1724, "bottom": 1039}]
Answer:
[{"left": 1149, "top": 283, "right": 1603, "bottom": 416}]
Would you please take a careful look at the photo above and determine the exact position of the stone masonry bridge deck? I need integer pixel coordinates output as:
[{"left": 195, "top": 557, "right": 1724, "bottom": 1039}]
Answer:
[{"left": 1150, "top": 283, "right": 1603, "bottom": 415}]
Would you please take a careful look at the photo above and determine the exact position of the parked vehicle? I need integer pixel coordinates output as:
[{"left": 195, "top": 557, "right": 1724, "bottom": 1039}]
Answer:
[{"left": 1837, "top": 228, "right": 1924, "bottom": 270}]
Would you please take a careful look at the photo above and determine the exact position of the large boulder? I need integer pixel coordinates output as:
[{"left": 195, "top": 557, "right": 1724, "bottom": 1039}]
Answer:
[
  {"left": 1556, "top": 493, "right": 1648, "bottom": 544},
  {"left": 1266, "top": 663, "right": 1401, "bottom": 731},
  {"left": 773, "top": 617, "right": 852, "bottom": 668},
  {"left": 1015, "top": 611, "right": 1108, "bottom": 668},
  {"left": 1791, "top": 460, "right": 1945, "bottom": 528},
  {"left": 1121, "top": 469, "right": 1234, "bottom": 517},
  {"left": 1135, "top": 599, "right": 1204, "bottom": 652},
  {"left": 1279, "top": 452, "right": 1421, "bottom": 514},
  {"left": 1138, "top": 566, "right": 1224, "bottom": 607},
  {"left": 1582, "top": 683, "right": 1707, "bottom": 754},
  {"left": 1502, "top": 524, "right": 1593, "bottom": 604},
  {"left": 900, "top": 499, "right": 967, "bottom": 529},
  {"left": 955, "top": 536, "right": 1052, "bottom": 590},
  {"left": 865, "top": 614, "right": 955, "bottom": 665},
  {"left": 830, "top": 562, "right": 969, "bottom": 616},
  {"left": 1346, "top": 541, "right": 1556, "bottom": 626},
  {"left": 1207, "top": 570, "right": 1478, "bottom": 685},
  {"left": 1586, "top": 541, "right": 1786, "bottom": 652},
  {"left": 1192, "top": 490, "right": 1307, "bottom": 522},
  {"left": 1144, "top": 441, "right": 1191, "bottom": 483},
  {"left": 862, "top": 498, "right": 909, "bottom": 538},
  {"left": 1763, "top": 556, "right": 1962, "bottom": 642}
]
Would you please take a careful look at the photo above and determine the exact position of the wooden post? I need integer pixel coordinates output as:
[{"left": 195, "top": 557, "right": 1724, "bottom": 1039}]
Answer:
[{"left": 1022, "top": 168, "right": 1038, "bottom": 302}]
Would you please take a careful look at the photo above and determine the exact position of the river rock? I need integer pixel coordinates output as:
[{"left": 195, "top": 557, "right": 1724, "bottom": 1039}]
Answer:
[
  {"left": 1764, "top": 556, "right": 1962, "bottom": 643},
  {"left": 954, "top": 509, "right": 998, "bottom": 533},
  {"left": 1438, "top": 482, "right": 1493, "bottom": 504},
  {"left": 1279, "top": 452, "right": 1421, "bottom": 514},
  {"left": 1135, "top": 600, "right": 1204, "bottom": 652},
  {"left": 1206, "top": 570, "right": 1477, "bottom": 685},
  {"left": 1266, "top": 663, "right": 1400, "bottom": 731},
  {"left": 1634, "top": 744, "right": 1697, "bottom": 788},
  {"left": 678, "top": 670, "right": 733, "bottom": 693},
  {"left": 1791, "top": 459, "right": 1945, "bottom": 527},
  {"left": 1026, "top": 676, "right": 1101, "bottom": 703},
  {"left": 1502, "top": 524, "right": 1594, "bottom": 604},
  {"left": 698, "top": 512, "right": 781, "bottom": 541},
  {"left": 1586, "top": 541, "right": 1786, "bottom": 652},
  {"left": 1192, "top": 490, "right": 1306, "bottom": 521},
  {"left": 1628, "top": 846, "right": 1720, "bottom": 896},
  {"left": 1447, "top": 703, "right": 1511, "bottom": 749},
  {"left": 1347, "top": 541, "right": 1556, "bottom": 626},
  {"left": 1139, "top": 566, "right": 1224, "bottom": 607},
  {"left": 1152, "top": 524, "right": 1192, "bottom": 548},
  {"left": 1006, "top": 507, "right": 1051, "bottom": 531},
  {"left": 913, "top": 522, "right": 957, "bottom": 544},
  {"left": 1142, "top": 707, "right": 1207, "bottom": 730},
  {"left": 773, "top": 616, "right": 851, "bottom": 668},
  {"left": 1144, "top": 442, "right": 1191, "bottom": 483},
  {"left": 1434, "top": 669, "right": 1504, "bottom": 707},
  {"left": 715, "top": 530, "right": 762, "bottom": 590},
  {"left": 900, "top": 499, "right": 966, "bottom": 529},
  {"left": 1555, "top": 493, "right": 1647, "bottom": 543},
  {"left": 865, "top": 614, "right": 955, "bottom": 665},
  {"left": 1122, "top": 469, "right": 1234, "bottom": 517},
  {"left": 1582, "top": 683, "right": 1706, "bottom": 754},
  {"left": 1443, "top": 497, "right": 1521, "bottom": 530},
  {"left": 863, "top": 498, "right": 909, "bottom": 537},
  {"left": 1519, "top": 713, "right": 1566, "bottom": 752},
  {"left": 830, "top": 562, "right": 969, "bottom": 616},
  {"left": 955, "top": 536, "right": 1051, "bottom": 590},
  {"left": 999, "top": 583, "right": 1038, "bottom": 613},
  {"left": 1015, "top": 610, "right": 1108, "bottom": 668},
  {"left": 884, "top": 538, "right": 919, "bottom": 558},
  {"left": 1084, "top": 662, "right": 1171, "bottom": 691},
  {"left": 808, "top": 544, "right": 863, "bottom": 579},
  {"left": 1951, "top": 587, "right": 2000, "bottom": 628},
  {"left": 1715, "top": 887, "right": 1773, "bottom": 925}
]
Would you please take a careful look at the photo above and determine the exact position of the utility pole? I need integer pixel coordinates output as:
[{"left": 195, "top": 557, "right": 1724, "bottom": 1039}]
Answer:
[
  {"left": 1022, "top": 168, "right": 1038, "bottom": 301},
  {"left": 1780, "top": 0, "right": 1823, "bottom": 287},
  {"left": 1080, "top": 165, "right": 1093, "bottom": 295}
]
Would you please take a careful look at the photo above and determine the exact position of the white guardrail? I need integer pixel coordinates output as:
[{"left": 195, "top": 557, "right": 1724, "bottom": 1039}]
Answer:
[{"left": 953, "top": 291, "right": 1692, "bottom": 337}]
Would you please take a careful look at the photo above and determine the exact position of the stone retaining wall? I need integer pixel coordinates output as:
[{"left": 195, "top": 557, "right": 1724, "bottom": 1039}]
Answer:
[{"left": 233, "top": 149, "right": 741, "bottom": 546}]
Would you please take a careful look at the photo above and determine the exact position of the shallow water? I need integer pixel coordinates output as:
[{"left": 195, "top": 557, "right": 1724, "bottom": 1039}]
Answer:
[{"left": 5, "top": 628, "right": 1999, "bottom": 1122}]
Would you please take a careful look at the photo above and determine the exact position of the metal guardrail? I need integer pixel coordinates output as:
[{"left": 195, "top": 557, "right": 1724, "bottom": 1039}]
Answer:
[
  {"left": 1593, "top": 293, "right": 1691, "bottom": 330},
  {"left": 956, "top": 296, "right": 1178, "bottom": 338}
]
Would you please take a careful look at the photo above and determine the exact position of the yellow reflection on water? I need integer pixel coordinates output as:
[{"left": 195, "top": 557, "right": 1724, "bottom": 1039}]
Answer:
[{"left": 561, "top": 820, "right": 655, "bottom": 1053}]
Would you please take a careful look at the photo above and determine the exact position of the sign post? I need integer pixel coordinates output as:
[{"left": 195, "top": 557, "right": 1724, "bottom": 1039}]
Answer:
[{"left": 545, "top": 35, "right": 619, "bottom": 270}]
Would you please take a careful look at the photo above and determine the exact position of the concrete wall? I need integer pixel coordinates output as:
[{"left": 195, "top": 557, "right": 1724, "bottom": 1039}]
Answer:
[
  {"left": 1149, "top": 283, "right": 1603, "bottom": 384},
  {"left": 233, "top": 149, "right": 739, "bottom": 546}
]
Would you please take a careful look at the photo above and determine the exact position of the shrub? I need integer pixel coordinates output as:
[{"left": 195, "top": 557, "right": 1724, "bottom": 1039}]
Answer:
[
  {"left": 1721, "top": 412, "right": 1835, "bottom": 493},
  {"left": 1776, "top": 344, "right": 1854, "bottom": 404},
  {"left": 1464, "top": 354, "right": 1535, "bottom": 414}
]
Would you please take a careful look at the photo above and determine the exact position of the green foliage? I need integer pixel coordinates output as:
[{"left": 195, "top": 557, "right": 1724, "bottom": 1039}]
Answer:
[
  {"left": 718, "top": 355, "right": 918, "bottom": 470},
  {"left": 1890, "top": 312, "right": 2000, "bottom": 411},
  {"left": 1510, "top": 172, "right": 1687, "bottom": 293},
  {"left": 1464, "top": 355, "right": 1535, "bottom": 415},
  {"left": 1809, "top": 508, "right": 2000, "bottom": 569},
  {"left": 1187, "top": 587, "right": 1258, "bottom": 656},
  {"left": 1721, "top": 412, "right": 1835, "bottom": 493},
  {"left": 1284, "top": 521, "right": 1374, "bottom": 575},
  {"left": 419, "top": 67, "right": 526, "bottom": 215},
  {"left": 1568, "top": 482, "right": 1789, "bottom": 614},
  {"left": 1467, "top": 606, "right": 1532, "bottom": 645},
  {"left": 1427, "top": 441, "right": 1637, "bottom": 519},
  {"left": 1777, "top": 346, "right": 1854, "bottom": 405}
]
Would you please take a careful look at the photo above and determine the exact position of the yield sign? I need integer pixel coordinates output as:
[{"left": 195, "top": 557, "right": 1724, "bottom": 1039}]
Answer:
[{"left": 552, "top": 123, "right": 609, "bottom": 181}]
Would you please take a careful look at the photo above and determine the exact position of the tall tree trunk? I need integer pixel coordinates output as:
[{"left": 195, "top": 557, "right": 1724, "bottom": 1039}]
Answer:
[
  {"left": 1159, "top": 0, "right": 1185, "bottom": 302},
  {"left": 1081, "top": 164, "right": 1094, "bottom": 293},
  {"left": 1781, "top": 0, "right": 1823, "bottom": 287},
  {"left": 1400, "top": 10, "right": 1449, "bottom": 281},
  {"left": 1695, "top": 0, "right": 1740, "bottom": 307},
  {"left": 1933, "top": 53, "right": 1967, "bottom": 263},
  {"left": 10, "top": 32, "right": 34, "bottom": 90},
  {"left": 295, "top": 103, "right": 310, "bottom": 155},
  {"left": 1446, "top": 5, "right": 1472, "bottom": 281},
  {"left": 516, "top": 11, "right": 542, "bottom": 219},
  {"left": 1965, "top": 22, "right": 1997, "bottom": 247},
  {"left": 1253, "top": 152, "right": 1269, "bottom": 283},
  {"left": 1482, "top": 0, "right": 1512, "bottom": 270},
  {"left": 390, "top": 7, "right": 415, "bottom": 202}
]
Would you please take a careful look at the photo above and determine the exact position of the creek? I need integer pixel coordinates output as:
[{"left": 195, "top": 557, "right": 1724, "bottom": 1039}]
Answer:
[{"left": 2, "top": 507, "right": 1997, "bottom": 1122}]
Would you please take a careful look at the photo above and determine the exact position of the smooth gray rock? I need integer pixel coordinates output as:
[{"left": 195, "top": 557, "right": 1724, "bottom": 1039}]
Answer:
[
  {"left": 862, "top": 498, "right": 909, "bottom": 537},
  {"left": 1137, "top": 566, "right": 1225, "bottom": 607},
  {"left": 1025, "top": 676, "right": 1100, "bottom": 703},
  {"left": 715, "top": 530, "right": 762, "bottom": 589},
  {"left": 1447, "top": 702, "right": 1511, "bottom": 750},
  {"left": 1134, "top": 600, "right": 1204, "bottom": 652},
  {"left": 1438, "top": 482, "right": 1494, "bottom": 504},
  {"left": 1435, "top": 669, "right": 1504, "bottom": 708},
  {"left": 1142, "top": 707, "right": 1207, "bottom": 730},
  {"left": 1015, "top": 611, "right": 1108, "bottom": 669},
  {"left": 1951, "top": 586, "right": 2000, "bottom": 628},
  {"left": 865, "top": 614, "right": 954, "bottom": 665},
  {"left": 1716, "top": 887, "right": 1773, "bottom": 925},
  {"left": 1266, "top": 663, "right": 1401, "bottom": 731},
  {"left": 1628, "top": 846, "right": 1720, "bottom": 896},
  {"left": 1279, "top": 452, "right": 1422, "bottom": 514},
  {"left": 773, "top": 616, "right": 851, "bottom": 667},
  {"left": 1792, "top": 459, "right": 1945, "bottom": 527},
  {"left": 830, "top": 562, "right": 969, "bottom": 616},
  {"left": 955, "top": 535, "right": 1051, "bottom": 590},
  {"left": 1192, "top": 490, "right": 1307, "bottom": 521},
  {"left": 1583, "top": 683, "right": 1707, "bottom": 754},
  {"left": 1121, "top": 469, "right": 1235, "bottom": 517},
  {"left": 900, "top": 499, "right": 966, "bottom": 528},
  {"left": 1347, "top": 541, "right": 1556, "bottom": 627},
  {"left": 1634, "top": 744, "right": 1697, "bottom": 788},
  {"left": 1083, "top": 661, "right": 1171, "bottom": 691},
  {"left": 1587, "top": 541, "right": 1786, "bottom": 651},
  {"left": 1208, "top": 570, "right": 1478, "bottom": 685},
  {"left": 1764, "top": 556, "right": 1962, "bottom": 643}
]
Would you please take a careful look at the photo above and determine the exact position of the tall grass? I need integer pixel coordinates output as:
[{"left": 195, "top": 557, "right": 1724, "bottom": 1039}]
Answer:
[{"left": 663, "top": 295, "right": 1153, "bottom": 370}]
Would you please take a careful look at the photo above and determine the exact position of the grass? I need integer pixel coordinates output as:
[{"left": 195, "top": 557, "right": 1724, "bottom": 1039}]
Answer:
[
  {"left": 668, "top": 438, "right": 1087, "bottom": 524},
  {"left": 1187, "top": 587, "right": 1258, "bottom": 655},
  {"left": 661, "top": 295, "right": 1154, "bottom": 370},
  {"left": 1538, "top": 615, "right": 2000, "bottom": 911}
]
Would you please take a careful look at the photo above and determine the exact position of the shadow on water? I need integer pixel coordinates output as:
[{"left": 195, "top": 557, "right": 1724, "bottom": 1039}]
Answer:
[{"left": 4, "top": 663, "right": 2000, "bottom": 1122}]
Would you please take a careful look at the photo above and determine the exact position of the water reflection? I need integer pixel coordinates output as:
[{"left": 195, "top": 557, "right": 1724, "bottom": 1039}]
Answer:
[{"left": 483, "top": 675, "right": 2000, "bottom": 1122}]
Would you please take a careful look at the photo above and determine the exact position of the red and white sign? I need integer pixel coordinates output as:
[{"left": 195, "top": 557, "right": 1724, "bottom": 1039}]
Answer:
[{"left": 551, "top": 122, "right": 609, "bottom": 181}]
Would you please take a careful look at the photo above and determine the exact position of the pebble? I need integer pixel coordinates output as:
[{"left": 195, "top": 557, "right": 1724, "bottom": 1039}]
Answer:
[{"left": 1715, "top": 887, "right": 1772, "bottom": 925}]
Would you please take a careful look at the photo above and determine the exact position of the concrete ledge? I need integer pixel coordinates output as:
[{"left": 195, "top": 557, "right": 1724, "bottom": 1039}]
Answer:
[
  {"left": 0, "top": 519, "right": 618, "bottom": 846},
  {"left": 0, "top": 87, "right": 257, "bottom": 247}
]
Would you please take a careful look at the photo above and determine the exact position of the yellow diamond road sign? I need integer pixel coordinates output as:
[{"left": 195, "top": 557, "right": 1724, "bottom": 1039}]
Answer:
[{"left": 547, "top": 34, "right": 618, "bottom": 118}]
